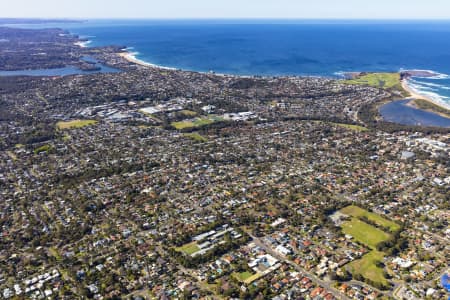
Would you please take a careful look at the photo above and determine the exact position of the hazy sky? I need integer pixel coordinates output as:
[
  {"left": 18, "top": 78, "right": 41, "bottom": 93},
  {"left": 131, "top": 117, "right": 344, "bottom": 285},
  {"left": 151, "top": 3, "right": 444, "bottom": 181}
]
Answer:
[{"left": 3, "top": 0, "right": 450, "bottom": 19}]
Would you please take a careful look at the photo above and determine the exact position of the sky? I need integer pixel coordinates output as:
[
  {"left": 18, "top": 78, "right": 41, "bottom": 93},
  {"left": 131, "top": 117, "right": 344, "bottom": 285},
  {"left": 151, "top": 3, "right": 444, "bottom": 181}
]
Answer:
[{"left": 2, "top": 0, "right": 450, "bottom": 20}]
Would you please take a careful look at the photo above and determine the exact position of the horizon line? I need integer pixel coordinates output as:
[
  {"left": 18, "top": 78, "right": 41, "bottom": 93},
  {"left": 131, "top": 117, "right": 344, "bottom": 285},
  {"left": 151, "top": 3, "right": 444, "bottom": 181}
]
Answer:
[{"left": 2, "top": 17, "right": 450, "bottom": 21}]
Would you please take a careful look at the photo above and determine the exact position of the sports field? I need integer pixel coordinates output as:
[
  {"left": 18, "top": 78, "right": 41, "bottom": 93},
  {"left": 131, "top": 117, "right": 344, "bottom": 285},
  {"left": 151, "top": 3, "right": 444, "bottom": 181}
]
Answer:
[
  {"left": 341, "top": 205, "right": 401, "bottom": 232},
  {"left": 348, "top": 250, "right": 390, "bottom": 287},
  {"left": 339, "top": 206, "right": 396, "bottom": 289},
  {"left": 56, "top": 119, "right": 98, "bottom": 130},
  {"left": 334, "top": 123, "right": 369, "bottom": 132},
  {"left": 171, "top": 116, "right": 224, "bottom": 130},
  {"left": 175, "top": 242, "right": 201, "bottom": 255},
  {"left": 341, "top": 218, "right": 391, "bottom": 249}
]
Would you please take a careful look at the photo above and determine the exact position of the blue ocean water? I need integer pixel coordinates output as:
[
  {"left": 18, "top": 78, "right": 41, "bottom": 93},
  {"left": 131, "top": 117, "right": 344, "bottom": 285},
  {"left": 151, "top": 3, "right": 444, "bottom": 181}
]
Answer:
[{"left": 6, "top": 19, "right": 450, "bottom": 107}]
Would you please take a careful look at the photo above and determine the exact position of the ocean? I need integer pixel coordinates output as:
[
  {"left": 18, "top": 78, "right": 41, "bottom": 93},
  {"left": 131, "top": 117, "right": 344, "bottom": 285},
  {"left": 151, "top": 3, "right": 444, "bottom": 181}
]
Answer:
[{"left": 6, "top": 19, "right": 450, "bottom": 108}]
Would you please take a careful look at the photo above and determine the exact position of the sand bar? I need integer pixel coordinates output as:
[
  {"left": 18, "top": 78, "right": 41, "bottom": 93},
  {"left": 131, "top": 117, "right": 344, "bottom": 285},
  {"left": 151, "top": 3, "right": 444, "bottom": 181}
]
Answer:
[{"left": 402, "top": 79, "right": 450, "bottom": 111}]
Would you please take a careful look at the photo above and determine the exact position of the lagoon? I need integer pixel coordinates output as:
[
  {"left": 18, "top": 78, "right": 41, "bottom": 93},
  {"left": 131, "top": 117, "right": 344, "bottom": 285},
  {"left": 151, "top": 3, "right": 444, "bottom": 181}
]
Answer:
[{"left": 379, "top": 100, "right": 450, "bottom": 128}]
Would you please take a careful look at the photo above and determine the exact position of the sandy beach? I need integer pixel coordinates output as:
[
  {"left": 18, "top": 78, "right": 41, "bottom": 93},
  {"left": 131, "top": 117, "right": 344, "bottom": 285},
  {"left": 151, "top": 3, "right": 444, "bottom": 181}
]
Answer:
[
  {"left": 401, "top": 79, "right": 450, "bottom": 111},
  {"left": 74, "top": 41, "right": 91, "bottom": 48},
  {"left": 118, "top": 50, "right": 239, "bottom": 78},
  {"left": 119, "top": 52, "right": 176, "bottom": 70},
  {"left": 118, "top": 48, "right": 450, "bottom": 114}
]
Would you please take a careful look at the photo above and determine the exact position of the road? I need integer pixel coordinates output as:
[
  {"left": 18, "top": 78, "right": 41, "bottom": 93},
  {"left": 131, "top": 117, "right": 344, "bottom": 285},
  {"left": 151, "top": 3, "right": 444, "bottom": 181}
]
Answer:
[
  {"left": 125, "top": 244, "right": 220, "bottom": 300},
  {"left": 246, "top": 231, "right": 351, "bottom": 300}
]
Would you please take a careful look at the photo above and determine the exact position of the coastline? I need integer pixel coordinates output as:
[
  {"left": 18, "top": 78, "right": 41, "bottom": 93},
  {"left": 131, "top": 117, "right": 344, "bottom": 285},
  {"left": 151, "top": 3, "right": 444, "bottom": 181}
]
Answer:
[
  {"left": 74, "top": 40, "right": 91, "bottom": 48},
  {"left": 401, "top": 79, "right": 450, "bottom": 111},
  {"left": 74, "top": 34, "right": 450, "bottom": 116},
  {"left": 118, "top": 51, "right": 177, "bottom": 71},
  {"left": 72, "top": 36, "right": 257, "bottom": 78},
  {"left": 117, "top": 50, "right": 450, "bottom": 119},
  {"left": 118, "top": 49, "right": 252, "bottom": 79}
]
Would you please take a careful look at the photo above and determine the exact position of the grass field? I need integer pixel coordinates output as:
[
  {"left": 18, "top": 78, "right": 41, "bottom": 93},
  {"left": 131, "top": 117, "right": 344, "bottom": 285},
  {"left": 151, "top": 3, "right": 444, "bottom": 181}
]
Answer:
[
  {"left": 172, "top": 118, "right": 213, "bottom": 130},
  {"left": 171, "top": 116, "right": 224, "bottom": 130},
  {"left": 233, "top": 271, "right": 254, "bottom": 282},
  {"left": 348, "top": 250, "right": 389, "bottom": 287},
  {"left": 56, "top": 119, "right": 98, "bottom": 130},
  {"left": 344, "top": 73, "right": 403, "bottom": 91},
  {"left": 181, "top": 110, "right": 198, "bottom": 117},
  {"left": 34, "top": 144, "right": 52, "bottom": 154},
  {"left": 312, "top": 121, "right": 368, "bottom": 132},
  {"left": 341, "top": 218, "right": 391, "bottom": 249},
  {"left": 341, "top": 205, "right": 401, "bottom": 232},
  {"left": 338, "top": 206, "right": 398, "bottom": 288},
  {"left": 175, "top": 242, "right": 201, "bottom": 255},
  {"left": 183, "top": 133, "right": 208, "bottom": 142},
  {"left": 334, "top": 123, "right": 369, "bottom": 132},
  {"left": 243, "top": 272, "right": 264, "bottom": 285},
  {"left": 339, "top": 206, "right": 396, "bottom": 288}
]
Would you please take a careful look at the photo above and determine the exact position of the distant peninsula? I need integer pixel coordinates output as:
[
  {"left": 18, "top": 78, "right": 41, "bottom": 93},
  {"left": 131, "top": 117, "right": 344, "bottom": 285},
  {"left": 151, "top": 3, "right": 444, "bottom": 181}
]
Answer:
[{"left": 0, "top": 18, "right": 84, "bottom": 25}]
